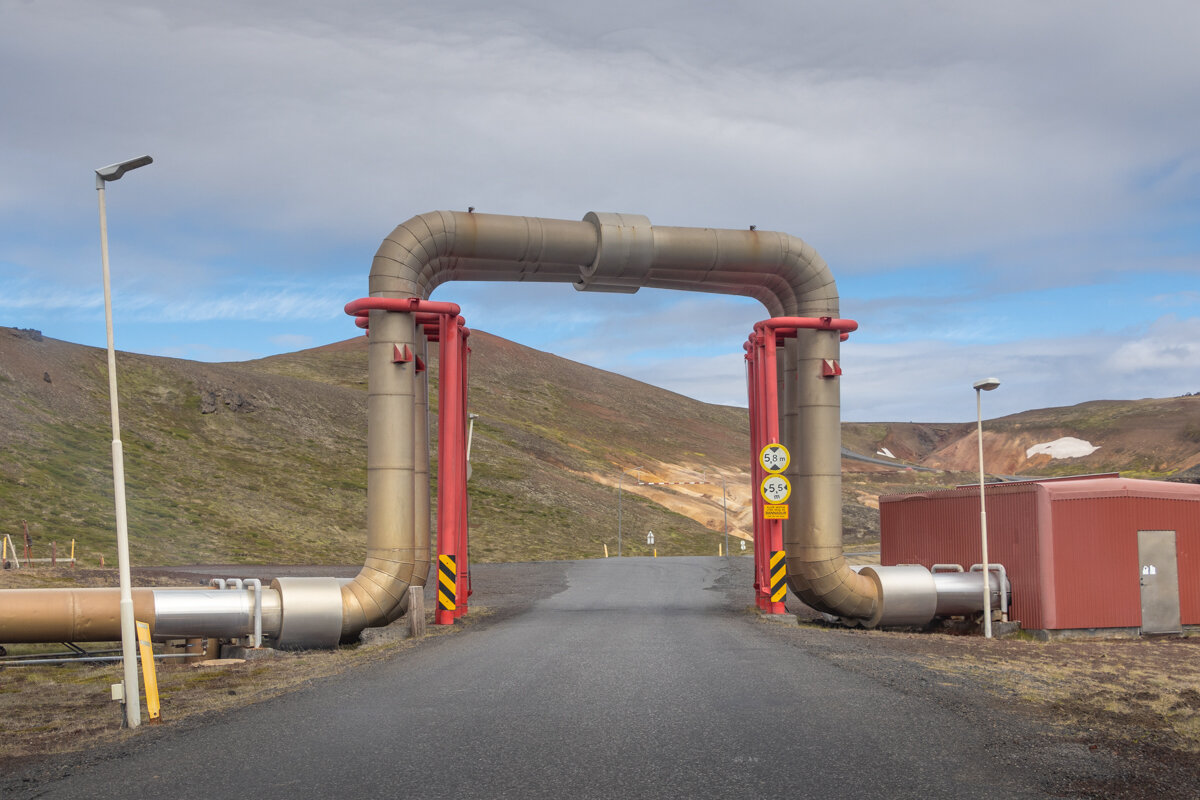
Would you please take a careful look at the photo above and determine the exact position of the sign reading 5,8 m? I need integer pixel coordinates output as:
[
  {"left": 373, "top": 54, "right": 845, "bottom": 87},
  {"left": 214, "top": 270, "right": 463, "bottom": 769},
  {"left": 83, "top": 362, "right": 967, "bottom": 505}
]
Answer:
[
  {"left": 759, "top": 444, "right": 790, "bottom": 474},
  {"left": 760, "top": 474, "right": 791, "bottom": 505}
]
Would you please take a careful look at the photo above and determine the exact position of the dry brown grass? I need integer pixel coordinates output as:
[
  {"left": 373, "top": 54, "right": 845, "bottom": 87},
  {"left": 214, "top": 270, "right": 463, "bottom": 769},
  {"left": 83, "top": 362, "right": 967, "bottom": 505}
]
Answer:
[
  {"left": 0, "top": 606, "right": 476, "bottom": 766},
  {"left": 914, "top": 634, "right": 1200, "bottom": 752}
]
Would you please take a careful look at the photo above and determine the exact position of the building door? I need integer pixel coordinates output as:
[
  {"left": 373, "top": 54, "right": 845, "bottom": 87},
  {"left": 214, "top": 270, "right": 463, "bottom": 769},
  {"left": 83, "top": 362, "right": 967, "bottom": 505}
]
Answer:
[{"left": 1137, "top": 530, "right": 1182, "bottom": 635}]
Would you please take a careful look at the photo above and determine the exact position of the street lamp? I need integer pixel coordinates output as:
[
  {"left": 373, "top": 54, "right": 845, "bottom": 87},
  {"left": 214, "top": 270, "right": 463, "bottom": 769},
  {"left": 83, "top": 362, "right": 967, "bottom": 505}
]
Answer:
[
  {"left": 466, "top": 413, "right": 480, "bottom": 462},
  {"left": 96, "top": 154, "right": 153, "bottom": 728},
  {"left": 973, "top": 376, "right": 1000, "bottom": 639},
  {"left": 616, "top": 466, "right": 643, "bottom": 558}
]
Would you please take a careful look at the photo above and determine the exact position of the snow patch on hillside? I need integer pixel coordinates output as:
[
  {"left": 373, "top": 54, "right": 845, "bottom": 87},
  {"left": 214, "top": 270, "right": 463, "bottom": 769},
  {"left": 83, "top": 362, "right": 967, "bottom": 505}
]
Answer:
[{"left": 1026, "top": 437, "right": 1100, "bottom": 459}]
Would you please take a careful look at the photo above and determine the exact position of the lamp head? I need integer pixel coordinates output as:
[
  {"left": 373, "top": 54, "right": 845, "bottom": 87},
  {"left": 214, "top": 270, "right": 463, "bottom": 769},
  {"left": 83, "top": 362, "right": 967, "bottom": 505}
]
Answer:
[
  {"left": 973, "top": 377, "right": 1001, "bottom": 392},
  {"left": 96, "top": 155, "right": 154, "bottom": 184}
]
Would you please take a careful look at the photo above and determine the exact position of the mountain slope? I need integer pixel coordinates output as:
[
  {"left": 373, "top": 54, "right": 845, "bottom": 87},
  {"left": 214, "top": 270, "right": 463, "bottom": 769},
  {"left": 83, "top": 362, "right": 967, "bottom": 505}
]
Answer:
[
  {"left": 4, "top": 324, "right": 1197, "bottom": 569},
  {"left": 844, "top": 396, "right": 1200, "bottom": 478},
  {"left": 0, "top": 326, "right": 754, "bottom": 565}
]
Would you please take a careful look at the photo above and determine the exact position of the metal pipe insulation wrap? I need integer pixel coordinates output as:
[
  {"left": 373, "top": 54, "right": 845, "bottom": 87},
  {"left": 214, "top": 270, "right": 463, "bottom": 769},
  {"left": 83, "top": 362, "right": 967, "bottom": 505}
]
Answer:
[
  {"left": 151, "top": 588, "right": 281, "bottom": 640},
  {"left": 932, "top": 571, "right": 1006, "bottom": 617},
  {"left": 858, "top": 566, "right": 938, "bottom": 628},
  {"left": 849, "top": 567, "right": 1011, "bottom": 628}
]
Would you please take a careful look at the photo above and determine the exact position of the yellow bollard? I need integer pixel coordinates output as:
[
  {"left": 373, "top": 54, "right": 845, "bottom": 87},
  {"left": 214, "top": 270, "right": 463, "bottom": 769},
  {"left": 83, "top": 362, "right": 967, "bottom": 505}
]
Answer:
[
  {"left": 135, "top": 621, "right": 161, "bottom": 723},
  {"left": 603, "top": 543, "right": 609, "bottom": 558},
  {"left": 719, "top": 543, "right": 723, "bottom": 557},
  {"left": 653, "top": 548, "right": 657, "bottom": 558}
]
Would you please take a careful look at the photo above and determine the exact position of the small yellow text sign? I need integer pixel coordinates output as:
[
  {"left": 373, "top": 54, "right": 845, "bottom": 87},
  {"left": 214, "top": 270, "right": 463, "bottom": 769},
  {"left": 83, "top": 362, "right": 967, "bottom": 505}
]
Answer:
[{"left": 763, "top": 504, "right": 789, "bottom": 520}]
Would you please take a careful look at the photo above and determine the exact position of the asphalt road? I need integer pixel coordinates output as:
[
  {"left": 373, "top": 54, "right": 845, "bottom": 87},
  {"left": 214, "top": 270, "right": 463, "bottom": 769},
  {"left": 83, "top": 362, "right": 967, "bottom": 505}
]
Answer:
[{"left": 11, "top": 558, "right": 1112, "bottom": 799}]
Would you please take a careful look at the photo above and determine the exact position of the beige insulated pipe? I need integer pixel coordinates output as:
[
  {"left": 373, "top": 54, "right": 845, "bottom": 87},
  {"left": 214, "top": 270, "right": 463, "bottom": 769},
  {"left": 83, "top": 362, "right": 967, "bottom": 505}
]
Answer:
[
  {"left": 359, "top": 210, "right": 880, "bottom": 630},
  {"left": 0, "top": 587, "right": 157, "bottom": 642}
]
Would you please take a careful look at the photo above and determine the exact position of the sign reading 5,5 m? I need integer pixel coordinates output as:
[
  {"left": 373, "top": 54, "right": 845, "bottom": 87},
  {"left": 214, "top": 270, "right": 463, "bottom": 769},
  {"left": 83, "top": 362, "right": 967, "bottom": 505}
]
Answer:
[
  {"left": 759, "top": 444, "right": 790, "bottom": 474},
  {"left": 760, "top": 474, "right": 791, "bottom": 505}
]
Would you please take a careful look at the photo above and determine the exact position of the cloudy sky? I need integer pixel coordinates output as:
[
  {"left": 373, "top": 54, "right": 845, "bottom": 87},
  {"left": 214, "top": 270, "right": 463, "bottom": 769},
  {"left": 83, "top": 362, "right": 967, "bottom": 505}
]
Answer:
[{"left": 2, "top": 1, "right": 1198, "bottom": 422}]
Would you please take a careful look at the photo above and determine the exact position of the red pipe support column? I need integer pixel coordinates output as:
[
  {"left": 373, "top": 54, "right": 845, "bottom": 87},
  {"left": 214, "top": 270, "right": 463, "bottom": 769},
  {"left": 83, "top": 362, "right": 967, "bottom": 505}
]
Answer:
[
  {"left": 759, "top": 326, "right": 785, "bottom": 614},
  {"left": 435, "top": 312, "right": 463, "bottom": 625},
  {"left": 742, "top": 316, "right": 859, "bottom": 614},
  {"left": 455, "top": 329, "right": 472, "bottom": 617}
]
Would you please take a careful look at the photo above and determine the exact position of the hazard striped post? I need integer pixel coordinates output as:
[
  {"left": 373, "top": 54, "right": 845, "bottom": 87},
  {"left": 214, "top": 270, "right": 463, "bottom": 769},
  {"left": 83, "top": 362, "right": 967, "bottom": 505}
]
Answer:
[
  {"left": 769, "top": 550, "right": 787, "bottom": 612},
  {"left": 436, "top": 553, "right": 457, "bottom": 625}
]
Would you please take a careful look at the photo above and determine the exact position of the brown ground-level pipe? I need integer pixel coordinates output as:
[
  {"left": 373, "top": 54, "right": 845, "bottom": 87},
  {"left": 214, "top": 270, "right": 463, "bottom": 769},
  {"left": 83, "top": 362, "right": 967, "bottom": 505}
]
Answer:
[{"left": 0, "top": 587, "right": 157, "bottom": 643}]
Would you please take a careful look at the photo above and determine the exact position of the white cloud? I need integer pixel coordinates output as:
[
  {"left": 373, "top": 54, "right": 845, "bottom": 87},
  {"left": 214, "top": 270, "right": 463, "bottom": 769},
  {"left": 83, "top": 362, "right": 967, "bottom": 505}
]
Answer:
[
  {"left": 2, "top": 0, "right": 1199, "bottom": 427},
  {"left": 1105, "top": 316, "right": 1200, "bottom": 373}
]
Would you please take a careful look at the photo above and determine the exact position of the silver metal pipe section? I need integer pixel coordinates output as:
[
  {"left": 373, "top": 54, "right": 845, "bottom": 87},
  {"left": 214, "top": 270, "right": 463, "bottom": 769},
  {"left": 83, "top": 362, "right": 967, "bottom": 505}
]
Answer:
[
  {"left": 933, "top": 570, "right": 1006, "bottom": 618},
  {"left": 838, "top": 563, "right": 1011, "bottom": 629},
  {"left": 150, "top": 588, "right": 281, "bottom": 641},
  {"left": 970, "top": 563, "right": 1010, "bottom": 619}
]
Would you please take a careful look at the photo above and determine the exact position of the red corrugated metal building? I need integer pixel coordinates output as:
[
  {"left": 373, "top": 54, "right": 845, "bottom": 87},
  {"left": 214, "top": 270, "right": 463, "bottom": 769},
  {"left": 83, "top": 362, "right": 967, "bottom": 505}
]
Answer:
[{"left": 879, "top": 475, "right": 1200, "bottom": 634}]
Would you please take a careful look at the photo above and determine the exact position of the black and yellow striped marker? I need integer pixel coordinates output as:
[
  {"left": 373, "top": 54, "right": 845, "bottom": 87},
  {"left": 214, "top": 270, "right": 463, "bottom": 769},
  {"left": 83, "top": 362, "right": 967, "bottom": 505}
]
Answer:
[
  {"left": 769, "top": 550, "right": 787, "bottom": 604},
  {"left": 438, "top": 554, "right": 457, "bottom": 612}
]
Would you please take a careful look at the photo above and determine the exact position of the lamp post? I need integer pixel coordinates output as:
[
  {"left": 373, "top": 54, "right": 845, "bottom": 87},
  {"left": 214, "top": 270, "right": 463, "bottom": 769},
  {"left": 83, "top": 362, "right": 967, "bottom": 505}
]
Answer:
[
  {"left": 973, "top": 376, "right": 1000, "bottom": 639},
  {"left": 96, "top": 154, "right": 153, "bottom": 728},
  {"left": 616, "top": 466, "right": 643, "bottom": 558},
  {"left": 466, "top": 413, "right": 479, "bottom": 461}
]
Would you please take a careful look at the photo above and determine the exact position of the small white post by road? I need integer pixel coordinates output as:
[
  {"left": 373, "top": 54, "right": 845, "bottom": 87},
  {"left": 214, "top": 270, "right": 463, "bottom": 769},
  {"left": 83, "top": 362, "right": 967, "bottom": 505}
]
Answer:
[
  {"left": 973, "top": 376, "right": 1000, "bottom": 639},
  {"left": 96, "top": 154, "right": 153, "bottom": 728}
]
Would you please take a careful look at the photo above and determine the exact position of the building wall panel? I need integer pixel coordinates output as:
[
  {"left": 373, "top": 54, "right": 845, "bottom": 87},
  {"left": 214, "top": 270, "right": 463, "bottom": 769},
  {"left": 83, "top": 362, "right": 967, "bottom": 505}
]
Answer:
[
  {"left": 880, "top": 485, "right": 1047, "bottom": 629},
  {"left": 881, "top": 477, "right": 1200, "bottom": 632}
]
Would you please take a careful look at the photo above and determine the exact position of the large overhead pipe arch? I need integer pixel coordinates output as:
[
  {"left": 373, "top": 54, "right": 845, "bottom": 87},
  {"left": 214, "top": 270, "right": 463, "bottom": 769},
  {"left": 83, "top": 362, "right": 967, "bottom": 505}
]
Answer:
[
  {"left": 360, "top": 210, "right": 880, "bottom": 626},
  {"left": 0, "top": 210, "right": 886, "bottom": 648}
]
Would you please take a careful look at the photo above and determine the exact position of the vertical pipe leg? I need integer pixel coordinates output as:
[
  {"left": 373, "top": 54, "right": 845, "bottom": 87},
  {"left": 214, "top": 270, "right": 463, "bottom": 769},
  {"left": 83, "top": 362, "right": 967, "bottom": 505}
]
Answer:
[{"left": 412, "top": 333, "right": 432, "bottom": 590}]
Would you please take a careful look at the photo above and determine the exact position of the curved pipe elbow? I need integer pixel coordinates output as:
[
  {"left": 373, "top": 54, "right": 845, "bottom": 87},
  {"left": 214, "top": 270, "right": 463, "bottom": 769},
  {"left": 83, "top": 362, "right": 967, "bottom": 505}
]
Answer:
[{"left": 787, "top": 557, "right": 879, "bottom": 621}]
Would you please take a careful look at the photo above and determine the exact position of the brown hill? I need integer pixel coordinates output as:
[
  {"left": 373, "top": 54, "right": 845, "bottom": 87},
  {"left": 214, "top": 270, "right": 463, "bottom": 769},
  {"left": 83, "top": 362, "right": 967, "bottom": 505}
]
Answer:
[
  {"left": 1, "top": 325, "right": 766, "bottom": 566},
  {"left": 844, "top": 397, "right": 1200, "bottom": 478},
  {"left": 4, "top": 323, "right": 1198, "bottom": 569}
]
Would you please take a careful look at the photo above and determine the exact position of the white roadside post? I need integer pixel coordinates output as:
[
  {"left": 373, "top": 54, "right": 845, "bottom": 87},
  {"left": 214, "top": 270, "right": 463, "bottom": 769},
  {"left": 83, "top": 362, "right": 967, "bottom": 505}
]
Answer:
[
  {"left": 96, "top": 155, "right": 153, "bottom": 728},
  {"left": 973, "top": 377, "right": 1001, "bottom": 639}
]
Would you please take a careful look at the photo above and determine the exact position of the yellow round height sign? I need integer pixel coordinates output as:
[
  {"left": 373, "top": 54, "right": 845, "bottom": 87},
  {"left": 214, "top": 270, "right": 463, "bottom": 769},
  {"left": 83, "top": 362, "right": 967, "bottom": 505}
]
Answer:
[
  {"left": 760, "top": 474, "right": 791, "bottom": 505},
  {"left": 759, "top": 443, "right": 790, "bottom": 474}
]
